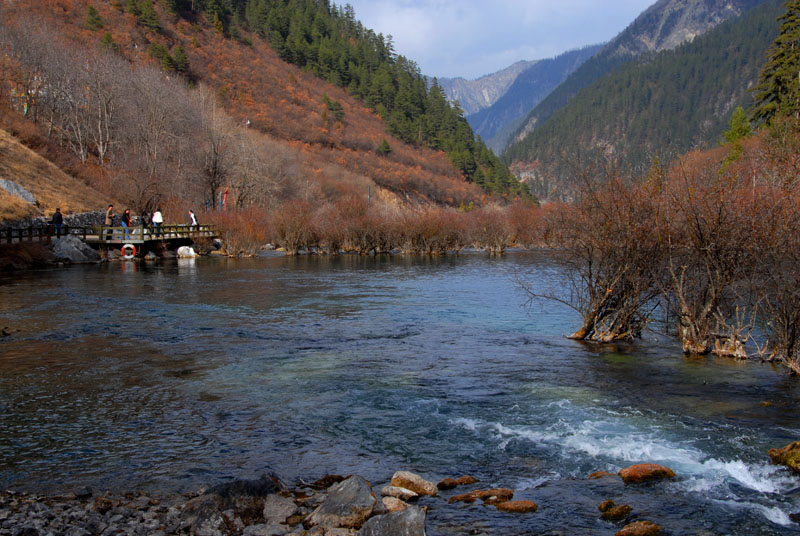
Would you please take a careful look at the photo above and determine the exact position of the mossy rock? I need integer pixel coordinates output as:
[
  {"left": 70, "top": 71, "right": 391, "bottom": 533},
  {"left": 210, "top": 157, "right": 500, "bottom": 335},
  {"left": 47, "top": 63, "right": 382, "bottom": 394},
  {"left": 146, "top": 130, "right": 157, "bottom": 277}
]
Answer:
[{"left": 768, "top": 441, "right": 800, "bottom": 474}]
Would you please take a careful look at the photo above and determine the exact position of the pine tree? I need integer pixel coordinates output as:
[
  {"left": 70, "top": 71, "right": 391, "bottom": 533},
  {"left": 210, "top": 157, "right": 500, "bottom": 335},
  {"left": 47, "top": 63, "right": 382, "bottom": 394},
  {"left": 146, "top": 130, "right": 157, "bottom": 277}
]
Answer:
[
  {"left": 86, "top": 5, "right": 103, "bottom": 31},
  {"left": 172, "top": 44, "right": 190, "bottom": 73},
  {"left": 137, "top": 1, "right": 162, "bottom": 32},
  {"left": 751, "top": 0, "right": 800, "bottom": 124}
]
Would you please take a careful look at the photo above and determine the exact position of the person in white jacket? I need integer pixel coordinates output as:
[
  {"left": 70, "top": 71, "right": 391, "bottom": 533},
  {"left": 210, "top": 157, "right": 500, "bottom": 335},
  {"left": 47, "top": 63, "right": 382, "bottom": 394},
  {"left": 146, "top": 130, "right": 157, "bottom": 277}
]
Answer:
[{"left": 152, "top": 208, "right": 163, "bottom": 237}]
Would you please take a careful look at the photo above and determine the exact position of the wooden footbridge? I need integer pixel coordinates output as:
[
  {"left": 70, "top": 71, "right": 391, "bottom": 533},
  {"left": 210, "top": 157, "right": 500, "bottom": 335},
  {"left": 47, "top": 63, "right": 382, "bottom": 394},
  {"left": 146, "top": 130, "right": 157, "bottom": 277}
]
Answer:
[{"left": 1, "top": 224, "right": 218, "bottom": 257}]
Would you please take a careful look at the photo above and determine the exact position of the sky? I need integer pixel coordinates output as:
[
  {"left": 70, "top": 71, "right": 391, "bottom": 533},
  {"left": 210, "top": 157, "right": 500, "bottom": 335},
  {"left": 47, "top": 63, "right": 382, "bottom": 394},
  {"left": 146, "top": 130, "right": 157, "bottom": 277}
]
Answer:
[{"left": 345, "top": 0, "right": 656, "bottom": 80}]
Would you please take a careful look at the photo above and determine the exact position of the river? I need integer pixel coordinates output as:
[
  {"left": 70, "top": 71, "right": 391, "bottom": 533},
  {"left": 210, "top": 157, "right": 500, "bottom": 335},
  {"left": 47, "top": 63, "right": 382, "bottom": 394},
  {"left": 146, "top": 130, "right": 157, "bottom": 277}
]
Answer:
[{"left": 0, "top": 252, "right": 798, "bottom": 535}]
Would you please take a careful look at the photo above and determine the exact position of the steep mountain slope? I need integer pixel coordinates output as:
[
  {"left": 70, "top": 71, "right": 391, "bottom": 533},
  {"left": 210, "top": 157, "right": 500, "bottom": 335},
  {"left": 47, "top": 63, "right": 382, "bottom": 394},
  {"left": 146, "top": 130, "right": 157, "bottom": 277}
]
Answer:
[
  {"left": 507, "top": 0, "right": 767, "bottom": 150},
  {"left": 467, "top": 45, "right": 603, "bottom": 153},
  {"left": 0, "top": 0, "right": 519, "bottom": 215},
  {"left": 438, "top": 60, "right": 538, "bottom": 117},
  {"left": 504, "top": 0, "right": 782, "bottom": 200}
]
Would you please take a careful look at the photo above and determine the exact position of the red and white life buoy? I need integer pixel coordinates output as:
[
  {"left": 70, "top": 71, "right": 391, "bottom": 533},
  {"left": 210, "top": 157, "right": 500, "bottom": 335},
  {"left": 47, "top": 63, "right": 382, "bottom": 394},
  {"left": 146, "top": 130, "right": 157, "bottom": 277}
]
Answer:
[{"left": 121, "top": 243, "right": 136, "bottom": 259}]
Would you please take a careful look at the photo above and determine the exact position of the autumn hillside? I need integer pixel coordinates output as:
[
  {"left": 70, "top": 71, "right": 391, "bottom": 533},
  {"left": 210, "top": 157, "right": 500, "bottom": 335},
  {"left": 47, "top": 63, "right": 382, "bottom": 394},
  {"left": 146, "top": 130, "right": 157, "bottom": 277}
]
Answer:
[
  {"left": 0, "top": 0, "right": 512, "bottom": 220},
  {"left": 0, "top": 128, "right": 108, "bottom": 221}
]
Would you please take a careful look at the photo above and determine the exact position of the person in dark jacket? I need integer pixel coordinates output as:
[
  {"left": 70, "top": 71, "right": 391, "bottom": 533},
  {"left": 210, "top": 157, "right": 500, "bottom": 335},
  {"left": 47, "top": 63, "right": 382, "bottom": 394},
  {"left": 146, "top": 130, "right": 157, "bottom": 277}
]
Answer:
[{"left": 51, "top": 208, "right": 63, "bottom": 236}]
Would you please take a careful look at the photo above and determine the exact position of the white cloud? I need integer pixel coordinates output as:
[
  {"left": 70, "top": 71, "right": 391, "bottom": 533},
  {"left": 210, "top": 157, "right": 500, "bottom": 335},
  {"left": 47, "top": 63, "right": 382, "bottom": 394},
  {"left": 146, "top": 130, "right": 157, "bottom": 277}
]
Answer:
[{"left": 346, "top": 0, "right": 655, "bottom": 79}]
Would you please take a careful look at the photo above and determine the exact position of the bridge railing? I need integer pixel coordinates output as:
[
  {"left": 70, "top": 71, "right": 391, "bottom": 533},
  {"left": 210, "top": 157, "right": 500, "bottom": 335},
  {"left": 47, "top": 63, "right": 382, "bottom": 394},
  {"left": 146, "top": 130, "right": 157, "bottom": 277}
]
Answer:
[
  {"left": 0, "top": 225, "right": 87, "bottom": 244},
  {"left": 94, "top": 224, "right": 217, "bottom": 243},
  {"left": 1, "top": 224, "right": 216, "bottom": 244}
]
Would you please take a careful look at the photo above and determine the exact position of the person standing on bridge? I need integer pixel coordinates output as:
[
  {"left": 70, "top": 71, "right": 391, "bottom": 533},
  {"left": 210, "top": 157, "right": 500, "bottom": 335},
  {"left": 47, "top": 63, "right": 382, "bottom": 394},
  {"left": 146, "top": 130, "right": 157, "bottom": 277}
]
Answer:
[
  {"left": 51, "top": 208, "right": 63, "bottom": 237},
  {"left": 188, "top": 209, "right": 198, "bottom": 231},
  {"left": 152, "top": 207, "right": 163, "bottom": 238},
  {"left": 121, "top": 208, "right": 132, "bottom": 239},
  {"left": 104, "top": 204, "right": 115, "bottom": 239}
]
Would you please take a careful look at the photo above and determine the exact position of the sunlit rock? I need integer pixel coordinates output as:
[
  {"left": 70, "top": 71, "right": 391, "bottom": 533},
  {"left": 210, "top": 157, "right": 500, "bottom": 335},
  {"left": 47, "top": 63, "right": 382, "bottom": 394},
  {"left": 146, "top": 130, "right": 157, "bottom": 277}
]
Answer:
[
  {"left": 177, "top": 246, "right": 197, "bottom": 258},
  {"left": 380, "top": 486, "right": 418, "bottom": 501},
  {"left": 768, "top": 441, "right": 800, "bottom": 474},
  {"left": 389, "top": 471, "right": 437, "bottom": 497},
  {"left": 615, "top": 520, "right": 662, "bottom": 536},
  {"left": 495, "top": 500, "right": 537, "bottom": 513},
  {"left": 618, "top": 464, "right": 676, "bottom": 484},
  {"left": 381, "top": 496, "right": 408, "bottom": 512}
]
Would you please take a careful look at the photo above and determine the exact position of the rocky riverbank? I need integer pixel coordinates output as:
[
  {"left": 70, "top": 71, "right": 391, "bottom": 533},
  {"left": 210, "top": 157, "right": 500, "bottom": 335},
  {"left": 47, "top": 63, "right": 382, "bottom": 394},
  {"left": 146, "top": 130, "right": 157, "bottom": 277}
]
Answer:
[{"left": 0, "top": 465, "right": 696, "bottom": 536}]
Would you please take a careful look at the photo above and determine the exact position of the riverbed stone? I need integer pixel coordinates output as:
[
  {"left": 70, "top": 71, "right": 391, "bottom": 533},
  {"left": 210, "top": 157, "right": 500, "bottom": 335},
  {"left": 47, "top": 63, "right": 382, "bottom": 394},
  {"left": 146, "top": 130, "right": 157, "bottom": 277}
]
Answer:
[
  {"left": 382, "top": 496, "right": 409, "bottom": 513},
  {"left": 390, "top": 471, "right": 438, "bottom": 497},
  {"left": 615, "top": 520, "right": 662, "bottom": 536},
  {"left": 437, "top": 478, "right": 458, "bottom": 490},
  {"left": 599, "top": 500, "right": 633, "bottom": 521},
  {"left": 618, "top": 464, "right": 676, "bottom": 484},
  {"left": 455, "top": 475, "right": 479, "bottom": 486},
  {"left": 356, "top": 505, "right": 426, "bottom": 536},
  {"left": 768, "top": 441, "right": 800, "bottom": 474},
  {"left": 381, "top": 486, "right": 418, "bottom": 501},
  {"left": 495, "top": 500, "right": 537, "bottom": 513},
  {"left": 263, "top": 493, "right": 297, "bottom": 524},
  {"left": 310, "top": 475, "right": 348, "bottom": 490},
  {"left": 306, "top": 475, "right": 376, "bottom": 529}
]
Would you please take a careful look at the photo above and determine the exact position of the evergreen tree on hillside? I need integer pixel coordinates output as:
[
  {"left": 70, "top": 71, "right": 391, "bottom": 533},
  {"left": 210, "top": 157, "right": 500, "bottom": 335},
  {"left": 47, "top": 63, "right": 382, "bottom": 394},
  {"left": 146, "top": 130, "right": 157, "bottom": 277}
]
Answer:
[
  {"left": 165, "top": 0, "right": 528, "bottom": 198},
  {"left": 751, "top": 0, "right": 800, "bottom": 123}
]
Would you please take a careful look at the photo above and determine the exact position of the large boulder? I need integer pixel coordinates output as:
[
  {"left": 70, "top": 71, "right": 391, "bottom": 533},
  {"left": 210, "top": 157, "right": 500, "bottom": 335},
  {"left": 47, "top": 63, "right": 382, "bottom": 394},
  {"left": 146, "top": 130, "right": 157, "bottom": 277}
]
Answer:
[
  {"left": 356, "top": 505, "right": 426, "bottom": 536},
  {"left": 389, "top": 471, "right": 437, "bottom": 497},
  {"left": 177, "top": 246, "right": 197, "bottom": 258},
  {"left": 306, "top": 475, "right": 376, "bottom": 529},
  {"left": 618, "top": 464, "right": 676, "bottom": 484},
  {"left": 181, "top": 473, "right": 286, "bottom": 530},
  {"left": 51, "top": 235, "right": 100, "bottom": 263},
  {"left": 768, "top": 441, "right": 800, "bottom": 474}
]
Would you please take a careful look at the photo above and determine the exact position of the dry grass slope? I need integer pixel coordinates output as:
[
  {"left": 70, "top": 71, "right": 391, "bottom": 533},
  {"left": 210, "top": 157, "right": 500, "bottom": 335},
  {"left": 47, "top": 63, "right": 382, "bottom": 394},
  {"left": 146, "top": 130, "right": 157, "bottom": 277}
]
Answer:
[{"left": 0, "top": 128, "right": 109, "bottom": 222}]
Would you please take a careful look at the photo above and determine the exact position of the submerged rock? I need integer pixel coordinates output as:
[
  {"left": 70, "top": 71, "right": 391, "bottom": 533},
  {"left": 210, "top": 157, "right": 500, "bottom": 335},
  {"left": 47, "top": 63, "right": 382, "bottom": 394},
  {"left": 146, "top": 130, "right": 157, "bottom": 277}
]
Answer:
[
  {"left": 588, "top": 471, "right": 618, "bottom": 480},
  {"left": 768, "top": 441, "right": 800, "bottom": 474},
  {"left": 615, "top": 520, "right": 662, "bottom": 536},
  {"left": 618, "top": 464, "right": 676, "bottom": 484},
  {"left": 306, "top": 475, "right": 376, "bottom": 529},
  {"left": 598, "top": 499, "right": 633, "bottom": 521},
  {"left": 437, "top": 475, "right": 479, "bottom": 490},
  {"left": 390, "top": 471, "right": 437, "bottom": 497}
]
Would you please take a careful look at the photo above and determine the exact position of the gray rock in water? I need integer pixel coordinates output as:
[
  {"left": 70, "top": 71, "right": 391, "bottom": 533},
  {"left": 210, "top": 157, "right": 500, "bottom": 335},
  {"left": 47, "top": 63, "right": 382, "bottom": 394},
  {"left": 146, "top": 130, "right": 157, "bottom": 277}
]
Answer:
[
  {"left": 307, "top": 475, "right": 376, "bottom": 529},
  {"left": 356, "top": 505, "right": 426, "bottom": 536},
  {"left": 51, "top": 235, "right": 100, "bottom": 263},
  {"left": 0, "top": 179, "right": 37, "bottom": 204}
]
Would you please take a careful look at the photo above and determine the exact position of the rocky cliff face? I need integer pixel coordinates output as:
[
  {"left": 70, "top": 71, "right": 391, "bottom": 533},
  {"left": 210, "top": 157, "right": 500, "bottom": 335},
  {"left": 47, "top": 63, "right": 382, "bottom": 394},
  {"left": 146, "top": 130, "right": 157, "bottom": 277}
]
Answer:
[
  {"left": 437, "top": 60, "right": 538, "bottom": 116},
  {"left": 606, "top": 0, "right": 765, "bottom": 58}
]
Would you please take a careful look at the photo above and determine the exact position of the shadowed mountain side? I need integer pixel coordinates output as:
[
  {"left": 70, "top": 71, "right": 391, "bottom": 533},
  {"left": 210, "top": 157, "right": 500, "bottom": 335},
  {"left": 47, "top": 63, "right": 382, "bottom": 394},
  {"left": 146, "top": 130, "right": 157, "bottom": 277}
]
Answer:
[{"left": 467, "top": 45, "right": 603, "bottom": 154}]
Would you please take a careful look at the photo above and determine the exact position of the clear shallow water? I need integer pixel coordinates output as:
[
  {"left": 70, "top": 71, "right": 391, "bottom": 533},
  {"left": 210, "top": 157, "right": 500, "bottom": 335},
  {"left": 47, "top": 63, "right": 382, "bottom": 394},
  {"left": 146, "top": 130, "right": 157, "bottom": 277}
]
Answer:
[{"left": 0, "top": 252, "right": 798, "bottom": 535}]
